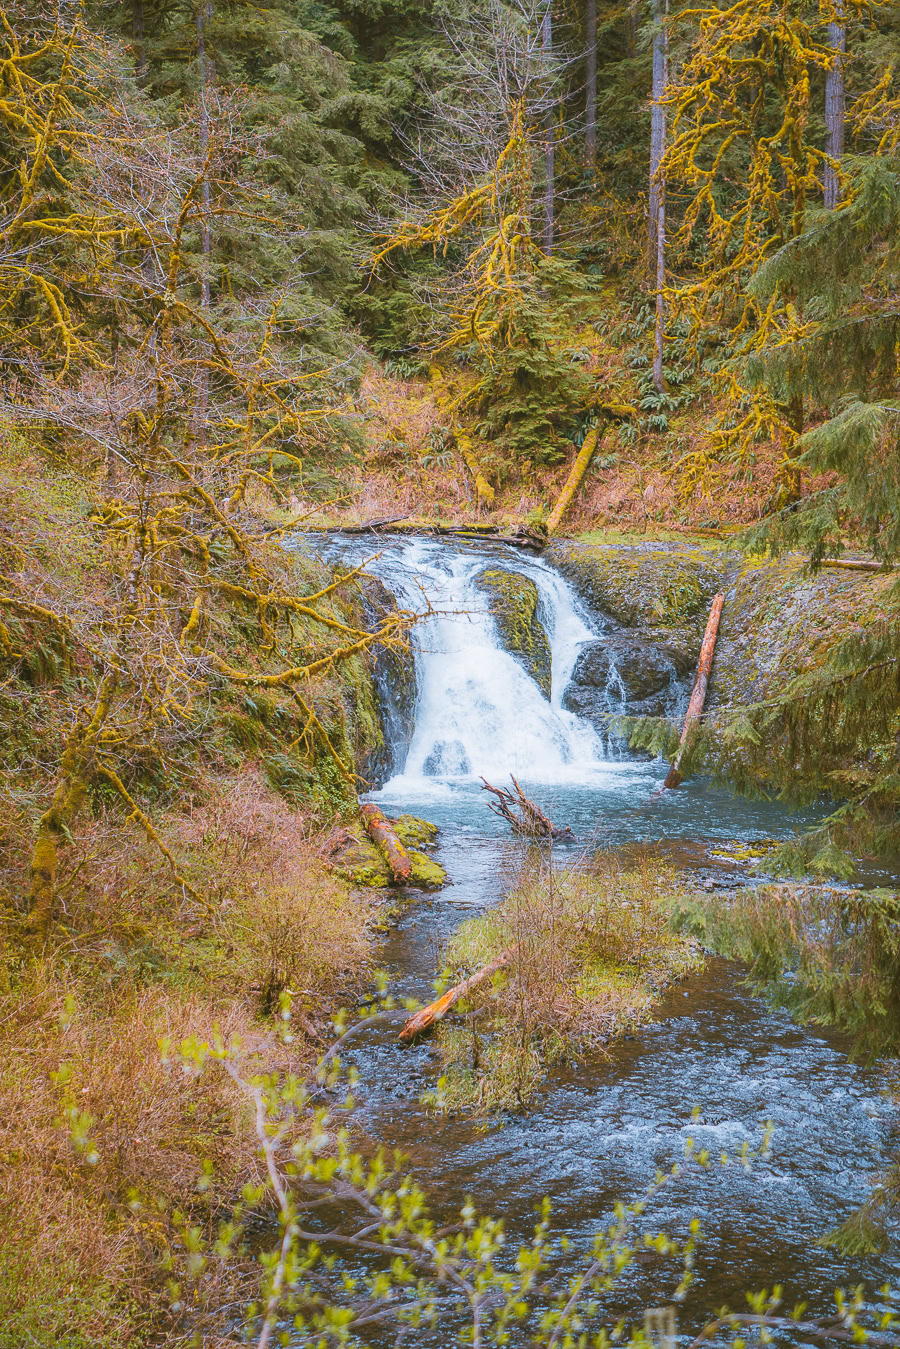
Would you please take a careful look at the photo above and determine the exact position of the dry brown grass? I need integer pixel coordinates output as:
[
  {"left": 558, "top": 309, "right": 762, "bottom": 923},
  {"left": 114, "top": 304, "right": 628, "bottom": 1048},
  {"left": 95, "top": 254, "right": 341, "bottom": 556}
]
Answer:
[
  {"left": 0, "top": 772, "right": 378, "bottom": 1346},
  {"left": 433, "top": 851, "right": 702, "bottom": 1113}
]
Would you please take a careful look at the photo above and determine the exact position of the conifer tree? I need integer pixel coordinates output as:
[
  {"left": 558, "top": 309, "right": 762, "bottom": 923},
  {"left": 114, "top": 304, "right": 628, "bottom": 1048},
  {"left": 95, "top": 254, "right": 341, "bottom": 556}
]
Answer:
[{"left": 700, "top": 155, "right": 900, "bottom": 871}]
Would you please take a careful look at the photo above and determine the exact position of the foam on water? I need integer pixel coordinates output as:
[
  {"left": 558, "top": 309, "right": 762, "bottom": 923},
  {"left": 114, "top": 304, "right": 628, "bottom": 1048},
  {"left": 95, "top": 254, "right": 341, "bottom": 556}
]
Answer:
[{"left": 340, "top": 535, "right": 620, "bottom": 788}]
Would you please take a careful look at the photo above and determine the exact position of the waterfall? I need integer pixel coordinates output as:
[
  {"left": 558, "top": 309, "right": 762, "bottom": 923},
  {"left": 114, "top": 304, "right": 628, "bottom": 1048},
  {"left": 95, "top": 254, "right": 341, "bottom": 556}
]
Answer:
[{"left": 329, "top": 536, "right": 613, "bottom": 791}]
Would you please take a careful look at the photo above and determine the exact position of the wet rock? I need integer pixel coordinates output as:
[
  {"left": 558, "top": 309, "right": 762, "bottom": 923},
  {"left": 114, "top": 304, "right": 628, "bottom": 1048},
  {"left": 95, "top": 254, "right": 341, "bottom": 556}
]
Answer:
[
  {"left": 547, "top": 540, "right": 723, "bottom": 631},
  {"left": 570, "top": 637, "right": 678, "bottom": 700},
  {"left": 474, "top": 566, "right": 552, "bottom": 697},
  {"left": 359, "top": 574, "right": 417, "bottom": 787},
  {"left": 422, "top": 739, "right": 470, "bottom": 776},
  {"left": 562, "top": 635, "right": 682, "bottom": 728}
]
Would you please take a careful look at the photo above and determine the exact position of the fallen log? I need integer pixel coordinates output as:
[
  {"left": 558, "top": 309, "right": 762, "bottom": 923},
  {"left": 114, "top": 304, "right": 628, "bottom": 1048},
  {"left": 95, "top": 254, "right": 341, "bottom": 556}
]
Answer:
[
  {"left": 545, "top": 400, "right": 636, "bottom": 537},
  {"left": 398, "top": 947, "right": 515, "bottom": 1044},
  {"left": 343, "top": 514, "right": 411, "bottom": 534},
  {"left": 455, "top": 429, "right": 496, "bottom": 508},
  {"left": 820, "top": 557, "right": 888, "bottom": 572},
  {"left": 546, "top": 425, "right": 605, "bottom": 536},
  {"left": 359, "top": 803, "right": 412, "bottom": 883},
  {"left": 481, "top": 775, "right": 574, "bottom": 840},
  {"left": 662, "top": 592, "right": 724, "bottom": 791}
]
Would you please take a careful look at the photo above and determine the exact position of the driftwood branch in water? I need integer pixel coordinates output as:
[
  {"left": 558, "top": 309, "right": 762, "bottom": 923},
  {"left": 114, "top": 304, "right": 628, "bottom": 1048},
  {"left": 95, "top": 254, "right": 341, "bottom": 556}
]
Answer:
[
  {"left": 398, "top": 947, "right": 515, "bottom": 1044},
  {"left": 359, "top": 802, "right": 412, "bottom": 882},
  {"left": 662, "top": 592, "right": 724, "bottom": 790},
  {"left": 480, "top": 775, "right": 574, "bottom": 840}
]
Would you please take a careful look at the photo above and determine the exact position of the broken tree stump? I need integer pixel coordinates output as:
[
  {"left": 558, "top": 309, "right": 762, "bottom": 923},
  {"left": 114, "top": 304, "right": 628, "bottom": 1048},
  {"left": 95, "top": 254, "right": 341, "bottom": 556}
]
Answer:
[
  {"left": 398, "top": 947, "right": 515, "bottom": 1044},
  {"left": 480, "top": 775, "right": 574, "bottom": 840},
  {"left": 663, "top": 592, "right": 724, "bottom": 790},
  {"left": 359, "top": 803, "right": 412, "bottom": 883}
]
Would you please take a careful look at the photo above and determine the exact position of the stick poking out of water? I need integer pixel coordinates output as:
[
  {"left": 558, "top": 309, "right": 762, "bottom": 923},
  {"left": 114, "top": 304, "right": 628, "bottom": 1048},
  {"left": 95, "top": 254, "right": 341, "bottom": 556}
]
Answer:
[
  {"left": 662, "top": 592, "right": 724, "bottom": 791},
  {"left": 480, "top": 775, "right": 574, "bottom": 840}
]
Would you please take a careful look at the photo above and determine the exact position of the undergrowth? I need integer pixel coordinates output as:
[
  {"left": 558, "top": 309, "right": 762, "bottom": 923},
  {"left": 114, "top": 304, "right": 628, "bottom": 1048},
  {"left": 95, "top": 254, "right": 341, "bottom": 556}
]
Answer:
[{"left": 428, "top": 851, "right": 702, "bottom": 1115}]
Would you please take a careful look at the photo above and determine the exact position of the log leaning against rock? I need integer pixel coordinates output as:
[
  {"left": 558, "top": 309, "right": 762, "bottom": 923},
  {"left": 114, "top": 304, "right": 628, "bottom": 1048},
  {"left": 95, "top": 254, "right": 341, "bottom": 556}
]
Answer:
[
  {"left": 398, "top": 947, "right": 515, "bottom": 1045},
  {"left": 359, "top": 803, "right": 412, "bottom": 883},
  {"left": 663, "top": 591, "right": 724, "bottom": 790}
]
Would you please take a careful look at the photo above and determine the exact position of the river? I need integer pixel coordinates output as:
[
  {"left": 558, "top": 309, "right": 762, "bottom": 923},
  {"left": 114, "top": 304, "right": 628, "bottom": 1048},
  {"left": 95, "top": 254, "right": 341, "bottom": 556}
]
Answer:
[{"left": 297, "top": 532, "right": 900, "bottom": 1340}]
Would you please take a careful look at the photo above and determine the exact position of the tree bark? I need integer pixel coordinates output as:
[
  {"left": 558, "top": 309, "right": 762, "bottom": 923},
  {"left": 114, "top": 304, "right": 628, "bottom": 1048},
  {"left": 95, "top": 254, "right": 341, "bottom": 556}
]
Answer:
[
  {"left": 650, "top": 0, "right": 668, "bottom": 392},
  {"left": 131, "top": 0, "right": 147, "bottom": 81},
  {"left": 398, "top": 947, "right": 515, "bottom": 1044},
  {"left": 824, "top": 6, "right": 846, "bottom": 209},
  {"left": 626, "top": 0, "right": 639, "bottom": 55},
  {"left": 360, "top": 803, "right": 412, "bottom": 883},
  {"left": 585, "top": 0, "right": 598, "bottom": 169},
  {"left": 195, "top": 1, "right": 214, "bottom": 438},
  {"left": 542, "top": 5, "right": 555, "bottom": 254},
  {"left": 662, "top": 592, "right": 723, "bottom": 790},
  {"left": 546, "top": 424, "right": 605, "bottom": 534}
]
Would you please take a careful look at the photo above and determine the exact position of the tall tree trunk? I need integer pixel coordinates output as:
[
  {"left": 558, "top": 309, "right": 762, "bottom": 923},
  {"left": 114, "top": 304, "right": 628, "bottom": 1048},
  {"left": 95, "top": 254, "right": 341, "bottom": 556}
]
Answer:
[
  {"left": 131, "top": 0, "right": 147, "bottom": 80},
  {"left": 585, "top": 0, "right": 597, "bottom": 169},
  {"left": 824, "top": 5, "right": 846, "bottom": 209},
  {"left": 542, "top": 4, "right": 555, "bottom": 254},
  {"left": 195, "top": 1, "right": 214, "bottom": 438},
  {"left": 650, "top": 0, "right": 668, "bottom": 392},
  {"left": 625, "top": 0, "right": 639, "bottom": 56}
]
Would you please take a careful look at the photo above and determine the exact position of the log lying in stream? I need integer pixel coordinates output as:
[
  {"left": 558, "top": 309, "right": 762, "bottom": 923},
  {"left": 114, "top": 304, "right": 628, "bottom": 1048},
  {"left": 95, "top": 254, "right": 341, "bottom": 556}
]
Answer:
[
  {"left": 398, "top": 947, "right": 515, "bottom": 1045},
  {"left": 299, "top": 519, "right": 547, "bottom": 551},
  {"left": 662, "top": 592, "right": 724, "bottom": 791},
  {"left": 359, "top": 803, "right": 411, "bottom": 883},
  {"left": 481, "top": 775, "right": 574, "bottom": 840}
]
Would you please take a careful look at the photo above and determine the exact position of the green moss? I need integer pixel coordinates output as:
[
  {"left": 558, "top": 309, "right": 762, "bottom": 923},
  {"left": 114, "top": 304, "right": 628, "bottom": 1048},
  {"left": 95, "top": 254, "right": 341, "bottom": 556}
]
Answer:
[
  {"left": 475, "top": 567, "right": 552, "bottom": 696},
  {"left": 329, "top": 814, "right": 445, "bottom": 889},
  {"left": 408, "top": 849, "right": 446, "bottom": 889},
  {"left": 392, "top": 815, "right": 439, "bottom": 848},
  {"left": 547, "top": 540, "right": 721, "bottom": 631}
]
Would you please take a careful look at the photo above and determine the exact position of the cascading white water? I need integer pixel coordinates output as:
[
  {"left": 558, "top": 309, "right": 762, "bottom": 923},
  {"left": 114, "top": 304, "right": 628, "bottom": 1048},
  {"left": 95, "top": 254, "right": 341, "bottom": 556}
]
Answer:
[{"left": 353, "top": 537, "right": 610, "bottom": 791}]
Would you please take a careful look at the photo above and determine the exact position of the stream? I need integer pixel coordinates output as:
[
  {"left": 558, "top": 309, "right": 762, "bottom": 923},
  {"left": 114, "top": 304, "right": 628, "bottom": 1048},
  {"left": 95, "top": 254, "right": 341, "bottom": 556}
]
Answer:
[{"left": 298, "top": 533, "right": 900, "bottom": 1338}]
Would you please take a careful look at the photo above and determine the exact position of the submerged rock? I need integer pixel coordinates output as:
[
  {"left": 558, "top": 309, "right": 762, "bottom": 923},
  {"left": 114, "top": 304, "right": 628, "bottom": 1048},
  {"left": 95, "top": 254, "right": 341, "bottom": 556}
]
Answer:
[
  {"left": 474, "top": 566, "right": 552, "bottom": 697},
  {"left": 422, "top": 739, "right": 470, "bottom": 776}
]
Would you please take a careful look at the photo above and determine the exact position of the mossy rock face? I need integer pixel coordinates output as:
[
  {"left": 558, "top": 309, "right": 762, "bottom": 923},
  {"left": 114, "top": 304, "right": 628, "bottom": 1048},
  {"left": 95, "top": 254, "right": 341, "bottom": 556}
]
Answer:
[
  {"left": 548, "top": 540, "right": 895, "bottom": 751},
  {"left": 475, "top": 567, "right": 552, "bottom": 696},
  {"left": 547, "top": 540, "right": 723, "bottom": 632},
  {"left": 710, "top": 557, "right": 896, "bottom": 712},
  {"left": 358, "top": 575, "right": 417, "bottom": 789}
]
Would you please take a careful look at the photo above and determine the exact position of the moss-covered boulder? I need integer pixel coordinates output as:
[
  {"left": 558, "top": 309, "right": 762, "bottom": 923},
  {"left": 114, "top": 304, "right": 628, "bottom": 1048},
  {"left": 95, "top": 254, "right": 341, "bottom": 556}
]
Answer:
[
  {"left": 475, "top": 567, "right": 552, "bottom": 696},
  {"left": 547, "top": 540, "right": 723, "bottom": 633},
  {"left": 326, "top": 814, "right": 446, "bottom": 890}
]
